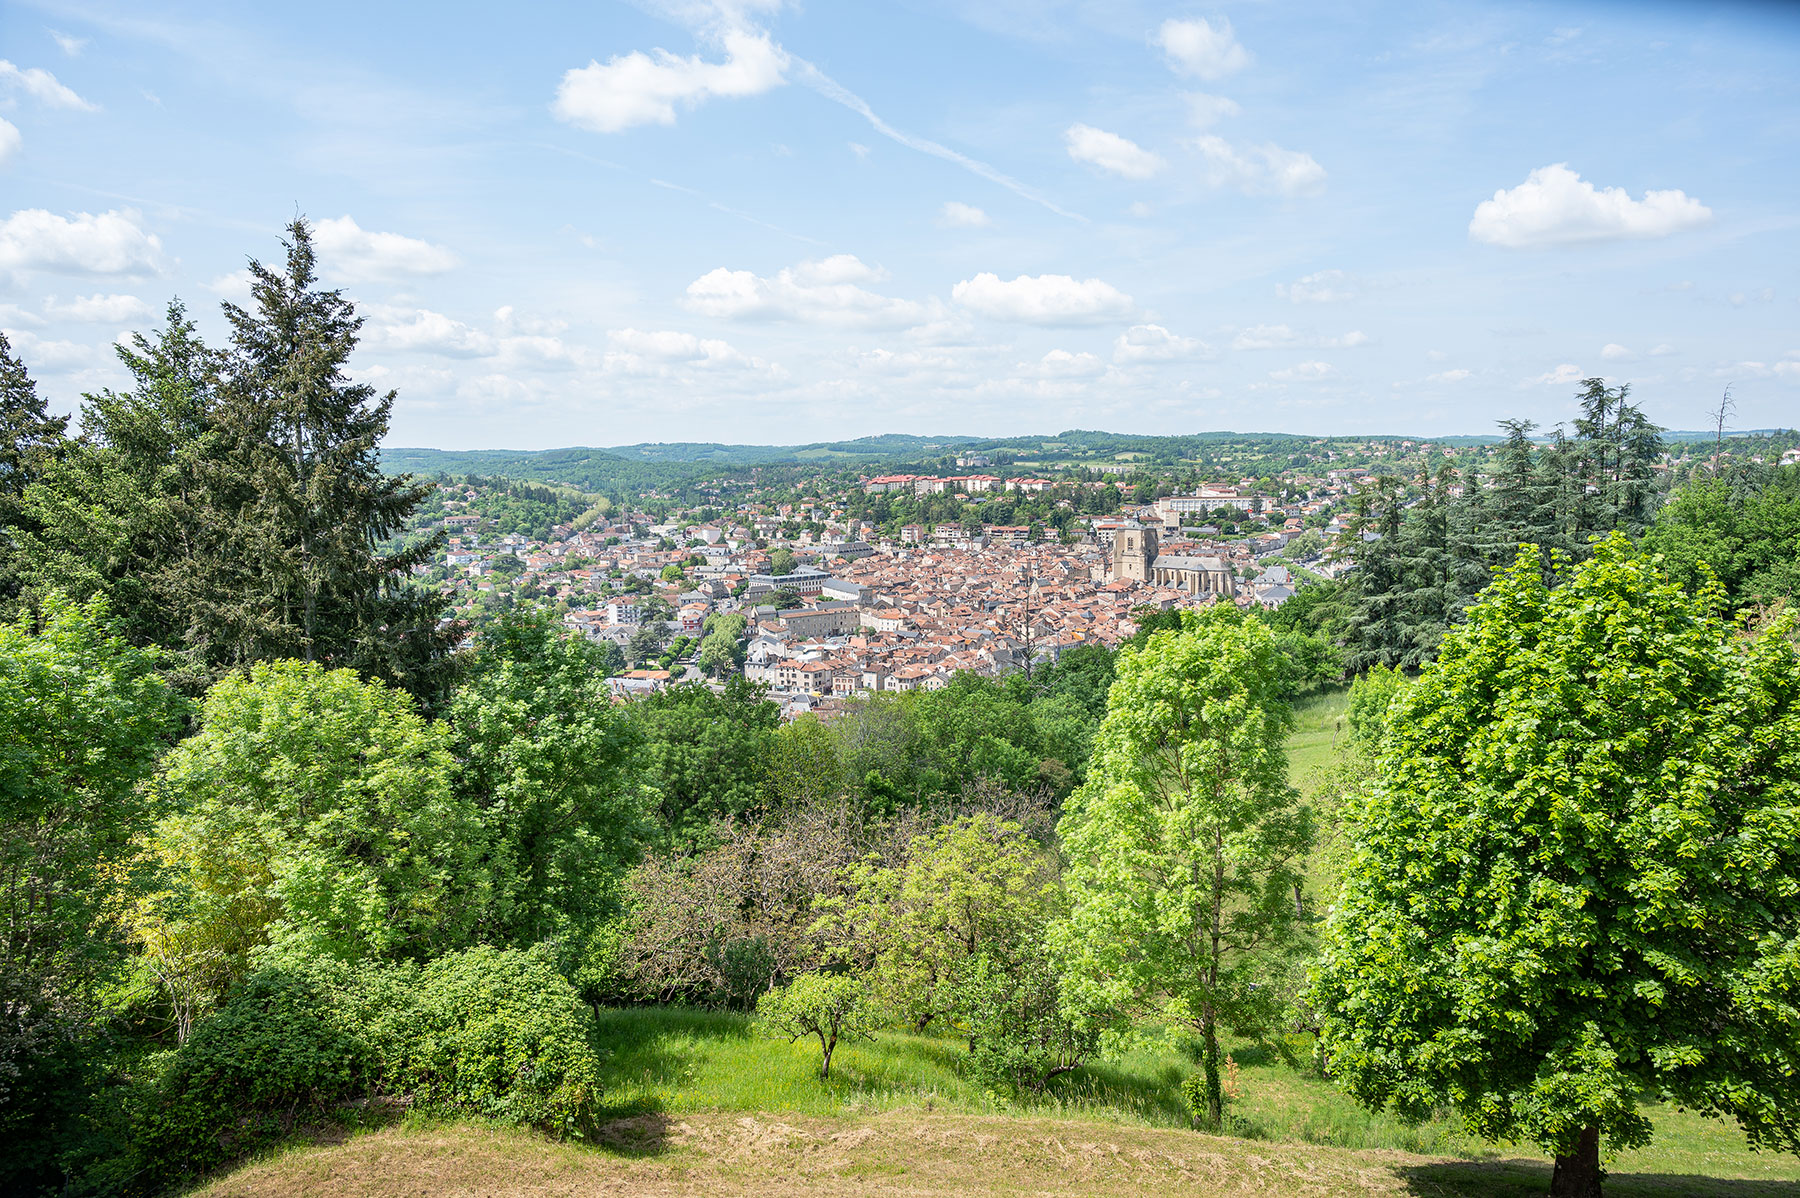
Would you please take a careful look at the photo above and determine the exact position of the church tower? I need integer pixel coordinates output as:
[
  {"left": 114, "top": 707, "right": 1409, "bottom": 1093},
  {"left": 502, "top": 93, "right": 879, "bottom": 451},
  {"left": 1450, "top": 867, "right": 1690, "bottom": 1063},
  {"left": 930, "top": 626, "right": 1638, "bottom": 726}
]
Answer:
[{"left": 1111, "top": 520, "right": 1158, "bottom": 583}]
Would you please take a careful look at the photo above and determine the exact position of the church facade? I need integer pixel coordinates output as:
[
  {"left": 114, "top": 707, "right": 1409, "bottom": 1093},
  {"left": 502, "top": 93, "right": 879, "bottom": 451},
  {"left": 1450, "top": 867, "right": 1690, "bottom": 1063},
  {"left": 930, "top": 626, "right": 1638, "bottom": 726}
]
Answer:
[{"left": 1111, "top": 520, "right": 1236, "bottom": 598}]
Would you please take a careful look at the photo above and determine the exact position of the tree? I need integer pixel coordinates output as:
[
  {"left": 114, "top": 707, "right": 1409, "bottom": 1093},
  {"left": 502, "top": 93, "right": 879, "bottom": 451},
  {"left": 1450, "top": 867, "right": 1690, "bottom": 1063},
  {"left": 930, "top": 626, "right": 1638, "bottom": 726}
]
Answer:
[
  {"left": 0, "top": 599, "right": 182, "bottom": 1186},
  {"left": 630, "top": 678, "right": 780, "bottom": 847},
  {"left": 757, "top": 972, "right": 876, "bottom": 1080},
  {"left": 215, "top": 218, "right": 451, "bottom": 694},
  {"left": 1640, "top": 465, "right": 1800, "bottom": 609},
  {"left": 1055, "top": 605, "right": 1312, "bottom": 1129},
  {"left": 0, "top": 332, "right": 70, "bottom": 613},
  {"left": 154, "top": 660, "right": 484, "bottom": 969},
  {"left": 762, "top": 715, "right": 846, "bottom": 809},
  {"left": 450, "top": 611, "right": 646, "bottom": 948},
  {"left": 1312, "top": 535, "right": 1800, "bottom": 1197},
  {"left": 767, "top": 547, "right": 797, "bottom": 576}
]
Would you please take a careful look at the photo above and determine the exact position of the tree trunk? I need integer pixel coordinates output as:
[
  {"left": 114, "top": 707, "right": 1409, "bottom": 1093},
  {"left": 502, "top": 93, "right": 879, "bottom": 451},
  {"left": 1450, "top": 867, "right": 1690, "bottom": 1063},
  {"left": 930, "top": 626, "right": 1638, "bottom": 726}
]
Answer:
[
  {"left": 820, "top": 1032, "right": 836, "bottom": 1080},
  {"left": 1201, "top": 1018, "right": 1223, "bottom": 1130},
  {"left": 1550, "top": 1126, "right": 1602, "bottom": 1198}
]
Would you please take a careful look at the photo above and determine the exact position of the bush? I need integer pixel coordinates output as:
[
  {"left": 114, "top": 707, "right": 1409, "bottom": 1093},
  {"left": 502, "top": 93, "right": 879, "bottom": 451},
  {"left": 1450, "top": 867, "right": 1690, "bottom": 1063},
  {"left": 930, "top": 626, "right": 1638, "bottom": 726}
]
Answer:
[
  {"left": 359, "top": 946, "right": 601, "bottom": 1136},
  {"left": 134, "top": 962, "right": 365, "bottom": 1187}
]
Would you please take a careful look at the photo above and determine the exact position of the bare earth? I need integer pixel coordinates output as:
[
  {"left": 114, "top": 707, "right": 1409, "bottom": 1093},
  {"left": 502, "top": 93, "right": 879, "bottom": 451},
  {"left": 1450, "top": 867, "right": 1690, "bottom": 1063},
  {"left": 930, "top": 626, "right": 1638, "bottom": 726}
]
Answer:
[{"left": 192, "top": 1111, "right": 1800, "bottom": 1198}]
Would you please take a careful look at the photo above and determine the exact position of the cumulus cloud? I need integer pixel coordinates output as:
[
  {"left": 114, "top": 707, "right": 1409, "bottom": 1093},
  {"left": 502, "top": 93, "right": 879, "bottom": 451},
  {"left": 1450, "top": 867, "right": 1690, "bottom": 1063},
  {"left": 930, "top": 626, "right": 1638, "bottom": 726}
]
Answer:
[
  {"left": 1427, "top": 368, "right": 1471, "bottom": 383},
  {"left": 312, "top": 216, "right": 457, "bottom": 282},
  {"left": 938, "top": 201, "right": 990, "bottom": 228},
  {"left": 43, "top": 293, "right": 152, "bottom": 323},
  {"left": 206, "top": 269, "right": 254, "bottom": 300},
  {"left": 1600, "top": 343, "right": 1633, "bottom": 361},
  {"left": 552, "top": 29, "right": 787, "bottom": 133},
  {"left": 606, "top": 327, "right": 757, "bottom": 369},
  {"left": 1233, "top": 324, "right": 1298, "bottom": 350},
  {"left": 0, "top": 60, "right": 97, "bottom": 110},
  {"left": 1528, "top": 363, "right": 1585, "bottom": 386},
  {"left": 1270, "top": 361, "right": 1334, "bottom": 382},
  {"left": 1278, "top": 269, "right": 1353, "bottom": 303},
  {"left": 0, "top": 118, "right": 19, "bottom": 168},
  {"left": 1064, "top": 124, "right": 1165, "bottom": 180},
  {"left": 1025, "top": 348, "right": 1107, "bottom": 378},
  {"left": 1190, "top": 135, "right": 1325, "bottom": 196},
  {"left": 952, "top": 272, "right": 1133, "bottom": 325},
  {"left": 1324, "top": 330, "right": 1368, "bottom": 348},
  {"left": 0, "top": 208, "right": 165, "bottom": 277},
  {"left": 1650, "top": 343, "right": 1677, "bottom": 357},
  {"left": 1157, "top": 18, "right": 1251, "bottom": 80},
  {"left": 1470, "top": 164, "right": 1711, "bottom": 249},
  {"left": 1114, "top": 323, "right": 1204, "bottom": 362},
  {"left": 684, "top": 254, "right": 931, "bottom": 327},
  {"left": 1185, "top": 92, "right": 1241, "bottom": 129},
  {"left": 50, "top": 30, "right": 88, "bottom": 57},
  {"left": 363, "top": 305, "right": 494, "bottom": 357},
  {"left": 0, "top": 327, "right": 94, "bottom": 371}
]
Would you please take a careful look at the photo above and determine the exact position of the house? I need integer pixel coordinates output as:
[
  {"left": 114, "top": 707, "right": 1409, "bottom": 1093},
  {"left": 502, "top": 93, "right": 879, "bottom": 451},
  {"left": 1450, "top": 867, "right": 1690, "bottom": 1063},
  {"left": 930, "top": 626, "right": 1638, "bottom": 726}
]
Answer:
[{"left": 607, "top": 669, "right": 671, "bottom": 699}]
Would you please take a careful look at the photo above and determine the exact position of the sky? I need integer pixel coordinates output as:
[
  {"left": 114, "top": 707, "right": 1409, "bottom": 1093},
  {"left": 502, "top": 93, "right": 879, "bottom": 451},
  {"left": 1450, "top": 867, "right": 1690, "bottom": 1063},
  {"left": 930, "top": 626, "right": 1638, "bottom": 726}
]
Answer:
[{"left": 2, "top": 0, "right": 1797, "bottom": 450}]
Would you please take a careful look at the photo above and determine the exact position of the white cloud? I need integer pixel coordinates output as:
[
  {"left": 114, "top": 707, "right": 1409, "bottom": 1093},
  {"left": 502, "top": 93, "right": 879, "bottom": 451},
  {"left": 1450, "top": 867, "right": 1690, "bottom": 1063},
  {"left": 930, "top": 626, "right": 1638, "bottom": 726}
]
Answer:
[
  {"left": 1470, "top": 164, "right": 1712, "bottom": 249},
  {"left": 684, "top": 254, "right": 931, "bottom": 327},
  {"left": 1157, "top": 18, "right": 1251, "bottom": 80},
  {"left": 43, "top": 293, "right": 152, "bottom": 323},
  {"left": 938, "top": 201, "right": 990, "bottom": 228},
  {"left": 1278, "top": 269, "right": 1353, "bottom": 303},
  {"left": 1270, "top": 361, "right": 1334, "bottom": 382},
  {"left": 849, "top": 142, "right": 871, "bottom": 159},
  {"left": 1064, "top": 124, "right": 1165, "bottom": 180},
  {"left": 493, "top": 306, "right": 568, "bottom": 335},
  {"left": 0, "top": 60, "right": 97, "bottom": 111},
  {"left": 1427, "top": 368, "right": 1471, "bottom": 383},
  {"left": 1114, "top": 323, "right": 1203, "bottom": 362},
  {"left": 952, "top": 272, "right": 1133, "bottom": 325},
  {"left": 1, "top": 327, "right": 94, "bottom": 371},
  {"left": 1025, "top": 349, "right": 1107, "bottom": 378},
  {"left": 1233, "top": 323, "right": 1297, "bottom": 350},
  {"left": 207, "top": 269, "right": 254, "bottom": 300},
  {"left": 0, "top": 303, "right": 44, "bottom": 327},
  {"left": 1189, "top": 135, "right": 1325, "bottom": 196},
  {"left": 49, "top": 30, "right": 88, "bottom": 57},
  {"left": 1600, "top": 343, "right": 1633, "bottom": 361},
  {"left": 1649, "top": 343, "right": 1677, "bottom": 357},
  {"left": 312, "top": 216, "right": 457, "bottom": 283},
  {"left": 0, "top": 208, "right": 165, "bottom": 277},
  {"left": 1528, "top": 363, "right": 1585, "bottom": 386},
  {"left": 1127, "top": 201, "right": 1153, "bottom": 219},
  {"left": 0, "top": 118, "right": 18, "bottom": 168},
  {"left": 1185, "top": 92, "right": 1241, "bottom": 129},
  {"left": 606, "top": 327, "right": 757, "bottom": 369},
  {"left": 552, "top": 29, "right": 787, "bottom": 133},
  {"left": 1324, "top": 330, "right": 1368, "bottom": 348},
  {"left": 364, "top": 305, "right": 494, "bottom": 356}
]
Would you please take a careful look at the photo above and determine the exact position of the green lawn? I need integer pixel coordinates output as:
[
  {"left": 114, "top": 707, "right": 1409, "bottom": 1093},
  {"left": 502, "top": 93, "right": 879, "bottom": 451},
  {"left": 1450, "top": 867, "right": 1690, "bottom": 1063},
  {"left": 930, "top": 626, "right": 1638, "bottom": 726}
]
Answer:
[
  {"left": 1286, "top": 685, "right": 1351, "bottom": 796},
  {"left": 586, "top": 1006, "right": 1800, "bottom": 1186}
]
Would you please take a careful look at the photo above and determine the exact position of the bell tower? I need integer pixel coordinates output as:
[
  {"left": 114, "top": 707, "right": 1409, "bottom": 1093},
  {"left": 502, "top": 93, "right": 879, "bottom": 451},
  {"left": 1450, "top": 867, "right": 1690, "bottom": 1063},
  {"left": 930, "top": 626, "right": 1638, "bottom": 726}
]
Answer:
[{"left": 1112, "top": 520, "right": 1157, "bottom": 583}]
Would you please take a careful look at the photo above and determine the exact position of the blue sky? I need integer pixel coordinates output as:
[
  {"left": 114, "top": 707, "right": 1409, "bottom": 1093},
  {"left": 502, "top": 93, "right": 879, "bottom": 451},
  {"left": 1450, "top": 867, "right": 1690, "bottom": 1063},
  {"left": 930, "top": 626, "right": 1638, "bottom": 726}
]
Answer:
[{"left": 2, "top": 0, "right": 1796, "bottom": 449}]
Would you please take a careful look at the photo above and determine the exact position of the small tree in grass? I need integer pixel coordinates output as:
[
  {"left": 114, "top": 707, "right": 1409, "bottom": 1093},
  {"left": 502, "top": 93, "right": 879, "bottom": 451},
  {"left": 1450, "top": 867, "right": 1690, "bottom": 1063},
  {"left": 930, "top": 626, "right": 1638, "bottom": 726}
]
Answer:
[
  {"left": 1313, "top": 536, "right": 1800, "bottom": 1198},
  {"left": 757, "top": 972, "right": 876, "bottom": 1080}
]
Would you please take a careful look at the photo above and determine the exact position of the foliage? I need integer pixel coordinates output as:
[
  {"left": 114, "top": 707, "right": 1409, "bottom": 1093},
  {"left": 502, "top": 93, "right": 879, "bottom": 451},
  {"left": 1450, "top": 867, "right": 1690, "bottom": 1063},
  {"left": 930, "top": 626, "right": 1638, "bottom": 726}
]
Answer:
[
  {"left": 630, "top": 678, "right": 781, "bottom": 848},
  {"left": 762, "top": 715, "right": 846, "bottom": 809},
  {"left": 1313, "top": 535, "right": 1800, "bottom": 1182},
  {"left": 0, "top": 331, "right": 70, "bottom": 613},
  {"left": 1342, "top": 664, "right": 1405, "bottom": 753},
  {"left": 355, "top": 946, "right": 602, "bottom": 1136},
  {"left": 154, "top": 659, "right": 483, "bottom": 970},
  {"left": 1640, "top": 464, "right": 1800, "bottom": 609},
  {"left": 1056, "top": 604, "right": 1313, "bottom": 1129},
  {"left": 757, "top": 972, "right": 878, "bottom": 1079},
  {"left": 0, "top": 598, "right": 182, "bottom": 1190}
]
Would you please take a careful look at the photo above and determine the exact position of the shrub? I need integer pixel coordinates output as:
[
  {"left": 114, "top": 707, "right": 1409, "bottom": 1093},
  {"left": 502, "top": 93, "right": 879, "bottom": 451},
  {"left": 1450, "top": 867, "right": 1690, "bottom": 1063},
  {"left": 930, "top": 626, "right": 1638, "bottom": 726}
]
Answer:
[
  {"left": 359, "top": 946, "right": 601, "bottom": 1136},
  {"left": 134, "top": 961, "right": 365, "bottom": 1187}
]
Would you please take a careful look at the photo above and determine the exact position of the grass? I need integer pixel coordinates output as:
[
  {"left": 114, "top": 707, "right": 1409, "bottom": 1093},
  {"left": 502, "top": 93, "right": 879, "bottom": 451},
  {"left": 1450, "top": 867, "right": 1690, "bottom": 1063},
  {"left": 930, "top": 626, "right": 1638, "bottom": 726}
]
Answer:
[{"left": 1286, "top": 684, "right": 1351, "bottom": 796}]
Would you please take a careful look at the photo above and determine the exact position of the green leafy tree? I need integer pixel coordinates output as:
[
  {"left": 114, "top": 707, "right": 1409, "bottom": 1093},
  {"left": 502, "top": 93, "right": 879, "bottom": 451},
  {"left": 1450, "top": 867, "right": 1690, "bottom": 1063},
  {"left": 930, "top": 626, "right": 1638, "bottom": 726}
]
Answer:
[
  {"left": 215, "top": 219, "right": 451, "bottom": 694},
  {"left": 1640, "top": 465, "right": 1800, "bottom": 609},
  {"left": 767, "top": 547, "right": 797, "bottom": 576},
  {"left": 1055, "top": 605, "right": 1313, "bottom": 1129},
  {"left": 0, "top": 599, "right": 182, "bottom": 1189},
  {"left": 757, "top": 971, "right": 876, "bottom": 1080},
  {"left": 762, "top": 715, "right": 846, "bottom": 809},
  {"left": 631, "top": 678, "right": 780, "bottom": 847},
  {"left": 155, "top": 659, "right": 484, "bottom": 968},
  {"left": 1313, "top": 536, "right": 1800, "bottom": 1197},
  {"left": 450, "top": 611, "right": 646, "bottom": 948}
]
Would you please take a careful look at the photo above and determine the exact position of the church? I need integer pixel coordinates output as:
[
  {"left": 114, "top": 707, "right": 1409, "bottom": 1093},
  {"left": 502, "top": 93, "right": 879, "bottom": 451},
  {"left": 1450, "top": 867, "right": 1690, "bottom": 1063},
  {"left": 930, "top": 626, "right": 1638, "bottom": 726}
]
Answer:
[{"left": 1110, "top": 520, "right": 1236, "bottom": 599}]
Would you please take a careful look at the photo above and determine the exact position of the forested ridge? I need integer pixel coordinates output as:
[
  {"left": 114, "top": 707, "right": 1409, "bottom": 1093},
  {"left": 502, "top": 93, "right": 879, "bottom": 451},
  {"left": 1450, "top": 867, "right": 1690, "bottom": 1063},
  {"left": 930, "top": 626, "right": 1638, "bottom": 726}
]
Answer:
[{"left": 3, "top": 219, "right": 1799, "bottom": 1198}]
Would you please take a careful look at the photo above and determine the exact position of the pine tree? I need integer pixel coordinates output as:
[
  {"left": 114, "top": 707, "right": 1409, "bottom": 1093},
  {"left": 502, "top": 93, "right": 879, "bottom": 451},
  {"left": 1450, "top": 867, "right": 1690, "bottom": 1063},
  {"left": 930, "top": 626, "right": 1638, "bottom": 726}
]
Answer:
[
  {"left": 216, "top": 218, "right": 452, "bottom": 693},
  {"left": 0, "top": 333, "right": 70, "bottom": 612}
]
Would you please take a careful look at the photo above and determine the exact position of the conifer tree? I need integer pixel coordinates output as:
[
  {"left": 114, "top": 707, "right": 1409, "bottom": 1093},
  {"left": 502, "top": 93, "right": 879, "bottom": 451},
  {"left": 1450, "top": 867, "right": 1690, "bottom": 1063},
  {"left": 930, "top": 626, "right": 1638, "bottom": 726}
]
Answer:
[
  {"left": 0, "top": 333, "right": 70, "bottom": 612},
  {"left": 216, "top": 218, "right": 451, "bottom": 693}
]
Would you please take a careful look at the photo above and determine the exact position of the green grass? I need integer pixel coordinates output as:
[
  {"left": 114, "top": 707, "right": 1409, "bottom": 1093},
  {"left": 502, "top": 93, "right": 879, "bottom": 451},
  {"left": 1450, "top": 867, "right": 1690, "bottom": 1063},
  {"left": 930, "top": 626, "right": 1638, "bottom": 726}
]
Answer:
[
  {"left": 587, "top": 1006, "right": 1800, "bottom": 1184},
  {"left": 1285, "top": 684, "right": 1351, "bottom": 796}
]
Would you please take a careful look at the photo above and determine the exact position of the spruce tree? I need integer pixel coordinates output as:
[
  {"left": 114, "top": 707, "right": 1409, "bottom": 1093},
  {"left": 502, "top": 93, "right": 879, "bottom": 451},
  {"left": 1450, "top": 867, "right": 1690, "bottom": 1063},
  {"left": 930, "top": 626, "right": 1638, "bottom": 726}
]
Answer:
[
  {"left": 0, "top": 333, "right": 70, "bottom": 611},
  {"left": 217, "top": 218, "right": 451, "bottom": 693}
]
